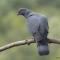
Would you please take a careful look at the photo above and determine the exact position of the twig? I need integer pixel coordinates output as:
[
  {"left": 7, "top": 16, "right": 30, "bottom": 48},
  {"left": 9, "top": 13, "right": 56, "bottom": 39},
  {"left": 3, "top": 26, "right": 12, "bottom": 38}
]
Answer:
[{"left": 0, "top": 38, "right": 60, "bottom": 52}]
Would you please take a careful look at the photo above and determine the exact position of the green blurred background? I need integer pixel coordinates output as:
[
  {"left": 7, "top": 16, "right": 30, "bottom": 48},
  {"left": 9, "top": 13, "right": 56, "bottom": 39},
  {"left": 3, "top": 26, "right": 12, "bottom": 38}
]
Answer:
[{"left": 0, "top": 0, "right": 60, "bottom": 60}]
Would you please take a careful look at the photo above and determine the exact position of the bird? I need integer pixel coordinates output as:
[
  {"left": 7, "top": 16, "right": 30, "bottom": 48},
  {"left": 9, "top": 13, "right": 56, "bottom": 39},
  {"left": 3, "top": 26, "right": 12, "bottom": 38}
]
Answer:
[{"left": 17, "top": 8, "right": 49, "bottom": 56}]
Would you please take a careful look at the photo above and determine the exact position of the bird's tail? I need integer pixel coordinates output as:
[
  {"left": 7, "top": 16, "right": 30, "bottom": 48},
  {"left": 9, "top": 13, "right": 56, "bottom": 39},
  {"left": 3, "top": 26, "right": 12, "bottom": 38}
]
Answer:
[{"left": 37, "top": 40, "right": 49, "bottom": 56}]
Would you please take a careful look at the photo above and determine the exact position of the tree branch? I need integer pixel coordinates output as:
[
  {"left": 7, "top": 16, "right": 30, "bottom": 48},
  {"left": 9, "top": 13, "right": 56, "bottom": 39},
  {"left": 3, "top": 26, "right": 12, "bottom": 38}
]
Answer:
[{"left": 0, "top": 38, "right": 60, "bottom": 52}]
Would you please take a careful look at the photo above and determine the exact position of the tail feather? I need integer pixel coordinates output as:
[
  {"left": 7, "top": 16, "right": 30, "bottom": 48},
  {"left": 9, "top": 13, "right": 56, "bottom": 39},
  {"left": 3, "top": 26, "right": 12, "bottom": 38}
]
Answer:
[{"left": 37, "top": 40, "right": 49, "bottom": 55}]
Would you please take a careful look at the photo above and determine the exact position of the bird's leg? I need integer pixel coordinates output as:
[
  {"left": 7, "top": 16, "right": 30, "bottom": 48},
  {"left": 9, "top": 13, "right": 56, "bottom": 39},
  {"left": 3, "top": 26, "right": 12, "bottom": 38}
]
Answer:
[
  {"left": 34, "top": 37, "right": 36, "bottom": 42},
  {"left": 32, "top": 33, "right": 36, "bottom": 42}
]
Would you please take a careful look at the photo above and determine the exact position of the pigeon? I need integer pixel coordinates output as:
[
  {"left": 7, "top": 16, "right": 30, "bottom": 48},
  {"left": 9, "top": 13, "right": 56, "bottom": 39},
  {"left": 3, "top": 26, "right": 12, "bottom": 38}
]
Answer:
[{"left": 17, "top": 8, "right": 49, "bottom": 55}]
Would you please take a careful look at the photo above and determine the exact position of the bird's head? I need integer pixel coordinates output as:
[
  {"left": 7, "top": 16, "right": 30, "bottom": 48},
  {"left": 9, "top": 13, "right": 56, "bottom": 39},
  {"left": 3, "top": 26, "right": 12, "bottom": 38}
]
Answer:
[{"left": 17, "top": 8, "right": 31, "bottom": 18}]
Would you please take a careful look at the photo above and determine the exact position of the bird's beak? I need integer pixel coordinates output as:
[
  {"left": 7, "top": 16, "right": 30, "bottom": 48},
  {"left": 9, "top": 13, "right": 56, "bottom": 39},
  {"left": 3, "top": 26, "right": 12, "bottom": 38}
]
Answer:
[
  {"left": 17, "top": 14, "right": 19, "bottom": 16},
  {"left": 17, "top": 13, "right": 20, "bottom": 16}
]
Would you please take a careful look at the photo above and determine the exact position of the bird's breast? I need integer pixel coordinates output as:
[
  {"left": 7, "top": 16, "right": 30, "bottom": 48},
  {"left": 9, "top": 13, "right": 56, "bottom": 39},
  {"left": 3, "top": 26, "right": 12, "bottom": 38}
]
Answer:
[{"left": 27, "top": 16, "right": 40, "bottom": 33}]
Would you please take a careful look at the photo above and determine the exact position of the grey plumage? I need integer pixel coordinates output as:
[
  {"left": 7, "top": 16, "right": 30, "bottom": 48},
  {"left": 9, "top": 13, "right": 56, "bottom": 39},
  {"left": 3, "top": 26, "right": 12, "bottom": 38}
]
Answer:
[{"left": 17, "top": 8, "right": 49, "bottom": 55}]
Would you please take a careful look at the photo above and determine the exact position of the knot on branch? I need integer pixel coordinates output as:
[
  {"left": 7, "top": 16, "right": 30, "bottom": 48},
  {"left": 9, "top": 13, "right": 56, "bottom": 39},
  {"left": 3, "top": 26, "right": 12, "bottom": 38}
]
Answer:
[{"left": 25, "top": 40, "right": 31, "bottom": 45}]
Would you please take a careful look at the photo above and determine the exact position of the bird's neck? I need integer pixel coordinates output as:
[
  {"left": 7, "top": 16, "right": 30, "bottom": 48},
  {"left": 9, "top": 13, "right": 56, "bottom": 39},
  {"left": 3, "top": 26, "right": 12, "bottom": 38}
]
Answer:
[{"left": 23, "top": 11, "right": 32, "bottom": 18}]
